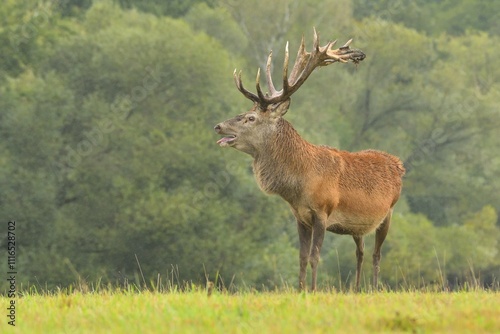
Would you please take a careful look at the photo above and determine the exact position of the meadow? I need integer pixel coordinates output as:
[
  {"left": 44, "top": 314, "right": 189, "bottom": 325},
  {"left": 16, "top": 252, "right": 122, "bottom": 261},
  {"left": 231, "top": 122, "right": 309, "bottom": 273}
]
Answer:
[{"left": 2, "top": 288, "right": 499, "bottom": 333}]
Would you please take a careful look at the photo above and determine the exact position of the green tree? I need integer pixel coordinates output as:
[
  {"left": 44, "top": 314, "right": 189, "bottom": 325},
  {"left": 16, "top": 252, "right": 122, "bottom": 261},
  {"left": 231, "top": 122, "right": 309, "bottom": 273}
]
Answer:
[
  {"left": 0, "top": 2, "right": 300, "bottom": 289},
  {"left": 402, "top": 32, "right": 500, "bottom": 224},
  {"left": 353, "top": 0, "right": 500, "bottom": 36},
  {"left": 115, "top": 0, "right": 217, "bottom": 18},
  {"left": 0, "top": 0, "right": 77, "bottom": 80},
  {"left": 441, "top": 206, "right": 500, "bottom": 286},
  {"left": 0, "top": 71, "right": 79, "bottom": 287}
]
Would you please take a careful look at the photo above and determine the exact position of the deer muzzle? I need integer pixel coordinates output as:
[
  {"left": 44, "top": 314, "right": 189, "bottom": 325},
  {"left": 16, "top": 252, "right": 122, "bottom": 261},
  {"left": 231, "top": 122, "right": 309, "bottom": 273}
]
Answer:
[{"left": 214, "top": 124, "right": 237, "bottom": 147}]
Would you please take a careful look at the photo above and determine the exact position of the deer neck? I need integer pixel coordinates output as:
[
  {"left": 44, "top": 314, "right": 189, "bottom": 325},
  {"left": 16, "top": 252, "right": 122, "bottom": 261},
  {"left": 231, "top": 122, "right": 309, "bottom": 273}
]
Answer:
[{"left": 252, "top": 118, "right": 313, "bottom": 204}]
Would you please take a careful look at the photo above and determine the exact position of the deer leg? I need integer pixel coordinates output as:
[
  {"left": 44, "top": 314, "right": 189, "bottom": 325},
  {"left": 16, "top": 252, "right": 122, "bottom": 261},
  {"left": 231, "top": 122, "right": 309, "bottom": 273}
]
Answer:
[
  {"left": 297, "top": 221, "right": 312, "bottom": 291},
  {"left": 373, "top": 210, "right": 392, "bottom": 289},
  {"left": 309, "top": 215, "right": 326, "bottom": 292},
  {"left": 353, "top": 235, "right": 364, "bottom": 292}
]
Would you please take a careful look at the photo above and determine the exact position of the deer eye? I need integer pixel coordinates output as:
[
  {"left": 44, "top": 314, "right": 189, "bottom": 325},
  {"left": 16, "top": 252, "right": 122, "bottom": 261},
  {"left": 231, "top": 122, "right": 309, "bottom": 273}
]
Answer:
[{"left": 248, "top": 116, "right": 256, "bottom": 122}]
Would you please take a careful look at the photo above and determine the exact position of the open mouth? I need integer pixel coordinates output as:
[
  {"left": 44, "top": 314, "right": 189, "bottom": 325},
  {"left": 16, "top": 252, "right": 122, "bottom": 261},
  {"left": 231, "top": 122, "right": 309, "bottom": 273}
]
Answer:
[{"left": 217, "top": 135, "right": 237, "bottom": 147}]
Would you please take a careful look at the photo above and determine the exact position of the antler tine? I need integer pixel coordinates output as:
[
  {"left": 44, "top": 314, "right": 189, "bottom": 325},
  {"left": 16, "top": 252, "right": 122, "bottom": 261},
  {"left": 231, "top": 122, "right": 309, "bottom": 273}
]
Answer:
[
  {"left": 282, "top": 41, "right": 290, "bottom": 94},
  {"left": 321, "top": 40, "right": 342, "bottom": 65},
  {"left": 287, "top": 36, "right": 308, "bottom": 87},
  {"left": 265, "top": 51, "right": 278, "bottom": 97},
  {"left": 342, "top": 38, "right": 353, "bottom": 48},
  {"left": 325, "top": 39, "right": 338, "bottom": 52},
  {"left": 313, "top": 27, "right": 320, "bottom": 52},
  {"left": 233, "top": 69, "right": 260, "bottom": 103},
  {"left": 255, "top": 68, "right": 267, "bottom": 101}
]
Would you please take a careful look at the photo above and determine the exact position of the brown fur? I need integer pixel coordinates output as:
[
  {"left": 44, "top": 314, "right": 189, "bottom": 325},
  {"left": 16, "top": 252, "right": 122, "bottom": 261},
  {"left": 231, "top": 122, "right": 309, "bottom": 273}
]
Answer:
[
  {"left": 214, "top": 31, "right": 402, "bottom": 291},
  {"left": 216, "top": 113, "right": 404, "bottom": 291}
]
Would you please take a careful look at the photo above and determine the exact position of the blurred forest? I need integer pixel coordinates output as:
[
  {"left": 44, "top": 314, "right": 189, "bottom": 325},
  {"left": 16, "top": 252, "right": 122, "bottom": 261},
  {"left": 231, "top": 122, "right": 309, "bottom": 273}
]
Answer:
[{"left": 1, "top": 0, "right": 499, "bottom": 291}]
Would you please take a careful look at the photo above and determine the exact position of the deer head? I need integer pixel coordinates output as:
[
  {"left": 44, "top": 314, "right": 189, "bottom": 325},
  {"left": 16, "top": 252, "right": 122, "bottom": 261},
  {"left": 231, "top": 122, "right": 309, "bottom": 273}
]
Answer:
[{"left": 214, "top": 28, "right": 365, "bottom": 156}]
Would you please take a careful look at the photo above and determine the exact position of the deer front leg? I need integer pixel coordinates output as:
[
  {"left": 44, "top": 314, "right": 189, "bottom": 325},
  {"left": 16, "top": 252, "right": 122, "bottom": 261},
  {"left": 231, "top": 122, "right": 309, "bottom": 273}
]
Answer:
[
  {"left": 353, "top": 235, "right": 364, "bottom": 292},
  {"left": 309, "top": 214, "right": 326, "bottom": 292},
  {"left": 297, "top": 221, "right": 312, "bottom": 291}
]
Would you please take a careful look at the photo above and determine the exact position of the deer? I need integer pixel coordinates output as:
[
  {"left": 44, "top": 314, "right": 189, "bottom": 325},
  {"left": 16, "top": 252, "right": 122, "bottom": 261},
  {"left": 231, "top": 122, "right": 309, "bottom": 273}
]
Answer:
[{"left": 214, "top": 29, "right": 405, "bottom": 292}]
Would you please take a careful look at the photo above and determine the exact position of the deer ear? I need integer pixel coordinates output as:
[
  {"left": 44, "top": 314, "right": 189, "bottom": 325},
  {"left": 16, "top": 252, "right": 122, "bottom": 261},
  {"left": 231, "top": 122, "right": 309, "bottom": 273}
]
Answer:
[{"left": 270, "top": 100, "right": 291, "bottom": 118}]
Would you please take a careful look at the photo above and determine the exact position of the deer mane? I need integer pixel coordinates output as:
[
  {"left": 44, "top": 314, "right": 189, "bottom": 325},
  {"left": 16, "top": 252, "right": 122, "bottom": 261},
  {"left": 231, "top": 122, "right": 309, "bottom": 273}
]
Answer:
[{"left": 253, "top": 118, "right": 338, "bottom": 203}]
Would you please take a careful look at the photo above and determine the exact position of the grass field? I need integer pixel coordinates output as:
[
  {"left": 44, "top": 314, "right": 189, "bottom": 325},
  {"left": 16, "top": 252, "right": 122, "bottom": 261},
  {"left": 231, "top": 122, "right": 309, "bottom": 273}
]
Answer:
[{"left": 1, "top": 288, "right": 499, "bottom": 333}]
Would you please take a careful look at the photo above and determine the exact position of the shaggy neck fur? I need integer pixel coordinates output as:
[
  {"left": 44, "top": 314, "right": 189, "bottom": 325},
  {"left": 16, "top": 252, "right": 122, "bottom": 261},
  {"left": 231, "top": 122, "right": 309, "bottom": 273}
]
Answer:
[{"left": 252, "top": 118, "right": 316, "bottom": 204}]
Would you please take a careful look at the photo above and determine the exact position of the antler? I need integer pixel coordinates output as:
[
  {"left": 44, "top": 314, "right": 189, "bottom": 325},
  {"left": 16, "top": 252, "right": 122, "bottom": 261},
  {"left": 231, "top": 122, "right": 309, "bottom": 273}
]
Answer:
[{"left": 234, "top": 28, "right": 366, "bottom": 107}]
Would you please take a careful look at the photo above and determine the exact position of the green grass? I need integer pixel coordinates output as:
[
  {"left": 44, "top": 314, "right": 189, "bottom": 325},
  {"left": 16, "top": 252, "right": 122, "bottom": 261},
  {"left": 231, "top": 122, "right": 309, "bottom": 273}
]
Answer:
[{"left": 2, "top": 289, "right": 499, "bottom": 333}]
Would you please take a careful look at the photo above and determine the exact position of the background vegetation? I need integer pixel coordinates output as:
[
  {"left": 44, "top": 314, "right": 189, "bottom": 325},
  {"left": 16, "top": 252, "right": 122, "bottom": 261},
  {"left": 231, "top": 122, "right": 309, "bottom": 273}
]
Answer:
[{"left": 1, "top": 0, "right": 499, "bottom": 291}]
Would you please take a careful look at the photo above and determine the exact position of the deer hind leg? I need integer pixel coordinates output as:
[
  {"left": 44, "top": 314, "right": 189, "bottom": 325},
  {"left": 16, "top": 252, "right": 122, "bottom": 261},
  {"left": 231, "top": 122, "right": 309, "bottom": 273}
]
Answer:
[
  {"left": 353, "top": 235, "right": 364, "bottom": 292},
  {"left": 297, "top": 221, "right": 312, "bottom": 291},
  {"left": 373, "top": 210, "right": 392, "bottom": 289}
]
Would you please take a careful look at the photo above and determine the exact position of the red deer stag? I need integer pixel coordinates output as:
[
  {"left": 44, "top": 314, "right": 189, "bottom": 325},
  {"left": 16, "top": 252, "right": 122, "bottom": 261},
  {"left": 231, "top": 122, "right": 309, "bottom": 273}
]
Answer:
[{"left": 214, "top": 29, "right": 405, "bottom": 291}]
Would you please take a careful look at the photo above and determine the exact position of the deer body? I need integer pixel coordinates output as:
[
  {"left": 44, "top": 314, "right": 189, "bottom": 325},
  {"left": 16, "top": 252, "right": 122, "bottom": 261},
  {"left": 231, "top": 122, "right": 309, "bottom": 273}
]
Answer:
[
  {"left": 215, "top": 29, "right": 404, "bottom": 291},
  {"left": 253, "top": 117, "right": 403, "bottom": 219}
]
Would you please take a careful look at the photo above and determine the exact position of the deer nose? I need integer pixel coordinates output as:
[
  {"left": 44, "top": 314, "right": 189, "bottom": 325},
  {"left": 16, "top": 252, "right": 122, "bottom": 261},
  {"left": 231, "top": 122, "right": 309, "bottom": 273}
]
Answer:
[{"left": 214, "top": 124, "right": 222, "bottom": 133}]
